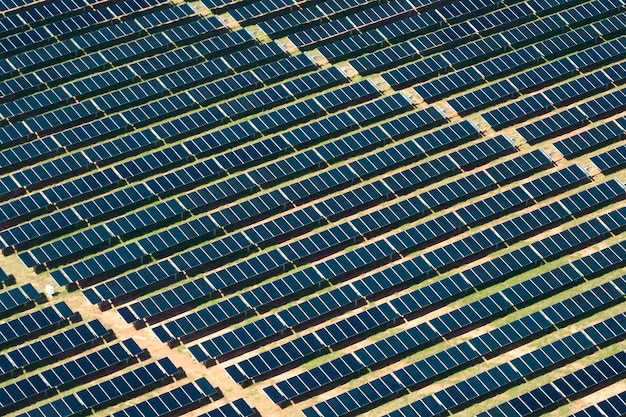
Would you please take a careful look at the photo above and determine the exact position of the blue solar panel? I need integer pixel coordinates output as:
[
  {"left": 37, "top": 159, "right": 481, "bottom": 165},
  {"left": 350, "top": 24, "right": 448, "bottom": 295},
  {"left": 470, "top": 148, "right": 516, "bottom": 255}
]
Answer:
[
  {"left": 0, "top": 320, "right": 109, "bottom": 378},
  {"left": 0, "top": 0, "right": 624, "bottom": 414},
  {"left": 111, "top": 377, "right": 219, "bottom": 417},
  {"left": 196, "top": 399, "right": 256, "bottom": 417},
  {"left": 569, "top": 391, "right": 626, "bottom": 417},
  {"left": 591, "top": 145, "right": 626, "bottom": 174},
  {"left": 21, "top": 358, "right": 182, "bottom": 417},
  {"left": 0, "top": 302, "right": 76, "bottom": 349},
  {"left": 380, "top": 306, "right": 626, "bottom": 417},
  {"left": 478, "top": 350, "right": 626, "bottom": 417},
  {"left": 554, "top": 116, "right": 625, "bottom": 158}
]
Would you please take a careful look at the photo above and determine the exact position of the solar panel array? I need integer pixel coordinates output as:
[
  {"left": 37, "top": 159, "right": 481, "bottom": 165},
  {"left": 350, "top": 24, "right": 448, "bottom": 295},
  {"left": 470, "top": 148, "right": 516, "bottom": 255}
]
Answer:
[
  {"left": 0, "top": 0, "right": 624, "bottom": 415},
  {"left": 0, "top": 280, "right": 229, "bottom": 417}
]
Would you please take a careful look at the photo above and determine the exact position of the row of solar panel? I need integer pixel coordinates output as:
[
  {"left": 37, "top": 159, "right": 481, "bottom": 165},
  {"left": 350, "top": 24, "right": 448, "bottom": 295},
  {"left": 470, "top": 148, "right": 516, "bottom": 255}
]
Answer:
[
  {"left": 19, "top": 85, "right": 384, "bottom": 278},
  {"left": 289, "top": 0, "right": 422, "bottom": 50},
  {"left": 151, "top": 142, "right": 556, "bottom": 347},
  {"left": 2, "top": 33, "right": 264, "bottom": 151},
  {"left": 0, "top": 15, "right": 225, "bottom": 102},
  {"left": 570, "top": 391, "right": 626, "bottom": 417},
  {"left": 0, "top": 283, "right": 41, "bottom": 318},
  {"left": 0, "top": 4, "right": 206, "bottom": 85},
  {"left": 230, "top": 0, "right": 513, "bottom": 50},
  {"left": 218, "top": 206, "right": 626, "bottom": 380},
  {"left": 0, "top": 319, "right": 110, "bottom": 380},
  {"left": 305, "top": 279, "right": 626, "bottom": 417},
  {"left": 0, "top": 338, "right": 145, "bottom": 411},
  {"left": 475, "top": 351, "right": 626, "bottom": 417},
  {"left": 229, "top": 0, "right": 313, "bottom": 23},
  {"left": 50, "top": 99, "right": 434, "bottom": 284},
  {"left": 516, "top": 88, "right": 626, "bottom": 143},
  {"left": 0, "top": 0, "right": 49, "bottom": 15},
  {"left": 84, "top": 120, "right": 448, "bottom": 306},
  {"left": 141, "top": 136, "right": 515, "bottom": 344},
  {"left": 0, "top": 50, "right": 314, "bottom": 184},
  {"left": 592, "top": 145, "right": 626, "bottom": 174},
  {"left": 0, "top": 68, "right": 354, "bottom": 230},
  {"left": 0, "top": 28, "right": 256, "bottom": 148},
  {"left": 0, "top": 310, "right": 140, "bottom": 416},
  {"left": 118, "top": 142, "right": 558, "bottom": 327},
  {"left": 412, "top": 16, "right": 624, "bottom": 102},
  {"left": 0, "top": 39, "right": 285, "bottom": 124},
  {"left": 20, "top": 357, "right": 183, "bottom": 417},
  {"left": 205, "top": 179, "right": 623, "bottom": 370},
  {"left": 0, "top": 0, "right": 97, "bottom": 38},
  {"left": 0, "top": 79, "right": 389, "bottom": 255},
  {"left": 198, "top": 166, "right": 598, "bottom": 375},
  {"left": 334, "top": 0, "right": 539, "bottom": 67},
  {"left": 184, "top": 172, "right": 624, "bottom": 359},
  {"left": 481, "top": 61, "right": 626, "bottom": 129},
  {"left": 411, "top": 10, "right": 625, "bottom": 99},
  {"left": 554, "top": 116, "right": 625, "bottom": 158},
  {"left": 41, "top": 101, "right": 442, "bottom": 289},
  {"left": 23, "top": 92, "right": 410, "bottom": 268},
  {"left": 0, "top": 302, "right": 76, "bottom": 349},
  {"left": 378, "top": 316, "right": 626, "bottom": 417},
  {"left": 112, "top": 138, "right": 527, "bottom": 330},
  {"left": 0, "top": 0, "right": 171, "bottom": 57},
  {"left": 351, "top": 8, "right": 512, "bottom": 75},
  {"left": 0, "top": 291, "right": 225, "bottom": 417},
  {"left": 82, "top": 119, "right": 481, "bottom": 310},
  {"left": 267, "top": 241, "right": 626, "bottom": 405},
  {"left": 111, "top": 377, "right": 222, "bottom": 417},
  {"left": 256, "top": 0, "right": 384, "bottom": 36},
  {"left": 449, "top": 39, "right": 626, "bottom": 115},
  {"left": 349, "top": 0, "right": 593, "bottom": 76},
  {"left": 16, "top": 94, "right": 407, "bottom": 261},
  {"left": 318, "top": 0, "right": 504, "bottom": 63},
  {"left": 0, "top": 27, "right": 265, "bottom": 128},
  {"left": 0, "top": 0, "right": 620, "bottom": 412},
  {"left": 0, "top": 44, "right": 291, "bottom": 202},
  {"left": 184, "top": 156, "right": 540, "bottom": 347},
  {"left": 219, "top": 0, "right": 389, "bottom": 21}
]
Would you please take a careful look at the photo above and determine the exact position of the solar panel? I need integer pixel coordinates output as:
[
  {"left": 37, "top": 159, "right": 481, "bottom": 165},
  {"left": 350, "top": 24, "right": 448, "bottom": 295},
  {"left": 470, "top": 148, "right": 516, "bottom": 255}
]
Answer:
[
  {"left": 0, "top": 0, "right": 624, "bottom": 414},
  {"left": 269, "top": 250, "right": 626, "bottom": 405},
  {"left": 223, "top": 206, "right": 621, "bottom": 379},
  {"left": 20, "top": 358, "right": 182, "bottom": 417},
  {"left": 111, "top": 377, "right": 219, "bottom": 417},
  {"left": 478, "top": 350, "right": 626, "bottom": 417},
  {"left": 0, "top": 302, "right": 76, "bottom": 349},
  {"left": 0, "top": 320, "right": 110, "bottom": 378},
  {"left": 0, "top": 284, "right": 42, "bottom": 318},
  {"left": 569, "top": 390, "right": 626, "bottom": 417},
  {"left": 0, "top": 339, "right": 145, "bottom": 411},
  {"left": 591, "top": 145, "right": 626, "bottom": 174},
  {"left": 381, "top": 306, "right": 626, "bottom": 417},
  {"left": 554, "top": 116, "right": 625, "bottom": 158},
  {"left": 196, "top": 399, "right": 256, "bottom": 417}
]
